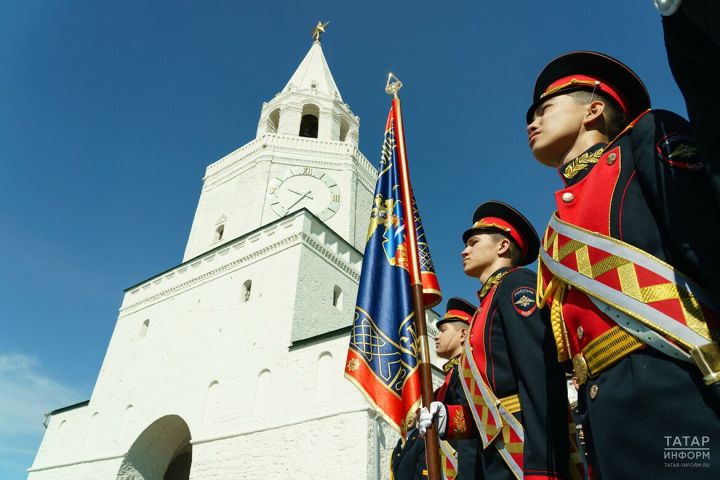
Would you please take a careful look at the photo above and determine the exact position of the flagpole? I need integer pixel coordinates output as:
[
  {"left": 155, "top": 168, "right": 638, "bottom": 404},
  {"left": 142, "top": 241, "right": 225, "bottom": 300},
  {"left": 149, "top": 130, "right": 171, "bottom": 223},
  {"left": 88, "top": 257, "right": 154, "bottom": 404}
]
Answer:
[{"left": 386, "top": 74, "right": 442, "bottom": 480}]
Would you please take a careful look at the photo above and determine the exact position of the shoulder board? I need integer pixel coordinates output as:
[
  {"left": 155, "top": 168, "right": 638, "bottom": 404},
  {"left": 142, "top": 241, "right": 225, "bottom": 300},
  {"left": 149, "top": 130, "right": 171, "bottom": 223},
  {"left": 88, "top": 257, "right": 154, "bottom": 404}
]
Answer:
[
  {"left": 606, "top": 108, "right": 653, "bottom": 147},
  {"left": 501, "top": 267, "right": 535, "bottom": 285}
]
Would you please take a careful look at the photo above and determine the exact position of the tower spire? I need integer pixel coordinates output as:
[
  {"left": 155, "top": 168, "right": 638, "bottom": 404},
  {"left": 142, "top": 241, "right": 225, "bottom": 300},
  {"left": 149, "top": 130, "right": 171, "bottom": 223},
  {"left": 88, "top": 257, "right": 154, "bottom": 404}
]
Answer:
[
  {"left": 281, "top": 22, "right": 341, "bottom": 100},
  {"left": 256, "top": 21, "right": 358, "bottom": 144}
]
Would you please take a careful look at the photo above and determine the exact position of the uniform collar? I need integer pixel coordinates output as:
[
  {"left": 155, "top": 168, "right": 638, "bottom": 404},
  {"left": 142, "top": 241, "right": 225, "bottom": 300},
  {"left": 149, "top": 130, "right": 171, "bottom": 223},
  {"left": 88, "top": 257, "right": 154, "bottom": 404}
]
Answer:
[
  {"left": 403, "top": 427, "right": 419, "bottom": 444},
  {"left": 559, "top": 143, "right": 607, "bottom": 186},
  {"left": 478, "top": 267, "right": 510, "bottom": 300},
  {"left": 442, "top": 355, "right": 461, "bottom": 373}
]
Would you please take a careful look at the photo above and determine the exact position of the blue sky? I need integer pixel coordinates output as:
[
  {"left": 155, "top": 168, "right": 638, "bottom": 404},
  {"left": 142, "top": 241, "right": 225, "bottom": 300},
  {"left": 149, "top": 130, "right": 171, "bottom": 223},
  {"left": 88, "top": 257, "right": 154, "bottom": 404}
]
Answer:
[{"left": 0, "top": 2, "right": 685, "bottom": 478}]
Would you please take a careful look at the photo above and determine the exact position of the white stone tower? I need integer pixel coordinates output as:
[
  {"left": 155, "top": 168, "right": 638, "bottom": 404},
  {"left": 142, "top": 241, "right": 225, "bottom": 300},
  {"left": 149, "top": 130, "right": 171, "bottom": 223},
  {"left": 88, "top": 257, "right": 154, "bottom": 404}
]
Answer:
[
  {"left": 183, "top": 36, "right": 369, "bottom": 262},
  {"left": 28, "top": 29, "right": 442, "bottom": 480}
]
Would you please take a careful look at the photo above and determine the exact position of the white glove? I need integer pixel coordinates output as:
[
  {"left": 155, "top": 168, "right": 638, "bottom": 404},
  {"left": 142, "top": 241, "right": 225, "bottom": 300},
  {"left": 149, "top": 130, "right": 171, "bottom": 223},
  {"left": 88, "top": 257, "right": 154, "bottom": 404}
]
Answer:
[{"left": 417, "top": 401, "right": 447, "bottom": 437}]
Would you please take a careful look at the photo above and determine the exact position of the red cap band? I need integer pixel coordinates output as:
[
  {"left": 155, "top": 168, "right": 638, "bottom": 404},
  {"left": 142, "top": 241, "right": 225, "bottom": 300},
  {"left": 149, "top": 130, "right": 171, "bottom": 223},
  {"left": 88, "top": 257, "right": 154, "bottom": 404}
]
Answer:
[
  {"left": 472, "top": 216, "right": 528, "bottom": 257},
  {"left": 443, "top": 309, "right": 473, "bottom": 324},
  {"left": 542, "top": 74, "right": 628, "bottom": 116}
]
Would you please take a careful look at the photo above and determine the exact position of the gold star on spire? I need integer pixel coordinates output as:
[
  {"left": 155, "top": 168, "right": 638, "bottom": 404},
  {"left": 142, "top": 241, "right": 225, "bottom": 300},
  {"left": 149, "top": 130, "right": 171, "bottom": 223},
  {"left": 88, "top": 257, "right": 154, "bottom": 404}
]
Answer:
[{"left": 312, "top": 21, "right": 330, "bottom": 42}]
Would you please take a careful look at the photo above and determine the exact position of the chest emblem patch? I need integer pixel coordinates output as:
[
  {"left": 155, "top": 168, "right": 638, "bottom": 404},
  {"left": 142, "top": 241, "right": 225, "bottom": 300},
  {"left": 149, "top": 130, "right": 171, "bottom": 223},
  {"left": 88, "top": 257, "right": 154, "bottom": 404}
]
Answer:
[
  {"left": 656, "top": 133, "right": 703, "bottom": 170},
  {"left": 512, "top": 287, "right": 537, "bottom": 317}
]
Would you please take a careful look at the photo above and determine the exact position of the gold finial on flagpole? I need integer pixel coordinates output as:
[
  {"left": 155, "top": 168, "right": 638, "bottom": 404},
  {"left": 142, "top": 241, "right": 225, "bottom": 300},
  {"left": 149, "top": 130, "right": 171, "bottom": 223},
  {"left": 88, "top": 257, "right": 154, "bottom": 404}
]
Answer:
[
  {"left": 312, "top": 21, "right": 330, "bottom": 42},
  {"left": 385, "top": 73, "right": 403, "bottom": 98}
]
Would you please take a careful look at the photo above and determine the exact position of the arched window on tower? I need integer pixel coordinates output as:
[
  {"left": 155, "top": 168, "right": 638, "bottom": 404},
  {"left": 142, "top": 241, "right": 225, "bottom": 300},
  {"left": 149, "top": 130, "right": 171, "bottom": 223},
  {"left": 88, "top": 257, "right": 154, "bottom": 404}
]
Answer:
[
  {"left": 339, "top": 118, "right": 350, "bottom": 142},
  {"left": 202, "top": 381, "right": 220, "bottom": 428},
  {"left": 316, "top": 352, "right": 334, "bottom": 400},
  {"left": 299, "top": 104, "right": 320, "bottom": 138},
  {"left": 254, "top": 369, "right": 271, "bottom": 416},
  {"left": 332, "top": 285, "right": 343, "bottom": 309},
  {"left": 214, "top": 224, "right": 225, "bottom": 242},
  {"left": 268, "top": 108, "right": 280, "bottom": 133},
  {"left": 83, "top": 412, "right": 99, "bottom": 450},
  {"left": 242, "top": 280, "right": 252, "bottom": 303},
  {"left": 50, "top": 419, "right": 67, "bottom": 456},
  {"left": 139, "top": 319, "right": 150, "bottom": 339},
  {"left": 118, "top": 405, "right": 133, "bottom": 442}
]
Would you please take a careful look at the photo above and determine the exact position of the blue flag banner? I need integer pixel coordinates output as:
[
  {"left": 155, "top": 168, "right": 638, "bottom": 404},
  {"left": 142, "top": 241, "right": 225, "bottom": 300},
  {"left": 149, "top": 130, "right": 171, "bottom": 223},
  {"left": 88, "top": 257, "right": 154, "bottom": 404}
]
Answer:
[{"left": 345, "top": 105, "right": 441, "bottom": 434}]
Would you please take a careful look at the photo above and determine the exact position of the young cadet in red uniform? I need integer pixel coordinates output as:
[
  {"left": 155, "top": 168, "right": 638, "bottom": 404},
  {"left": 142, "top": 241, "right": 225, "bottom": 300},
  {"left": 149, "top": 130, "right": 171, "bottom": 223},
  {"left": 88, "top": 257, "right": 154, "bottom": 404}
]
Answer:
[
  {"left": 419, "top": 201, "right": 572, "bottom": 480},
  {"left": 433, "top": 297, "right": 481, "bottom": 480},
  {"left": 392, "top": 298, "right": 480, "bottom": 480},
  {"left": 526, "top": 52, "right": 720, "bottom": 479}
]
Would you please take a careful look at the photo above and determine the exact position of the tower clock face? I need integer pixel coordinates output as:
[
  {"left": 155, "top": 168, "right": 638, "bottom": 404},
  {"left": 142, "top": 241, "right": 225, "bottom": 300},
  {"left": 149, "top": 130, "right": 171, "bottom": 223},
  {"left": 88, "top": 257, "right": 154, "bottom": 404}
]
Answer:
[{"left": 268, "top": 167, "right": 341, "bottom": 221}]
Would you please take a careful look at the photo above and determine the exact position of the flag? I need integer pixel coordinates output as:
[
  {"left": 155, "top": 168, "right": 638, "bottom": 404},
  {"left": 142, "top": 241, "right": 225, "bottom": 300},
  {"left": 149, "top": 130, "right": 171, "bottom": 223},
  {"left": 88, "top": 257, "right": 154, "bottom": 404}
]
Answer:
[{"left": 345, "top": 104, "right": 441, "bottom": 435}]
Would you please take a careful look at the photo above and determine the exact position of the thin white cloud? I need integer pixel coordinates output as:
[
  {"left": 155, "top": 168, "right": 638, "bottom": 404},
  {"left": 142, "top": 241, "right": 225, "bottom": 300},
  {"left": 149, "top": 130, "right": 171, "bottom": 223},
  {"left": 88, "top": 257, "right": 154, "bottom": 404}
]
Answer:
[
  {"left": 0, "top": 353, "right": 84, "bottom": 436},
  {"left": 0, "top": 445, "right": 36, "bottom": 455}
]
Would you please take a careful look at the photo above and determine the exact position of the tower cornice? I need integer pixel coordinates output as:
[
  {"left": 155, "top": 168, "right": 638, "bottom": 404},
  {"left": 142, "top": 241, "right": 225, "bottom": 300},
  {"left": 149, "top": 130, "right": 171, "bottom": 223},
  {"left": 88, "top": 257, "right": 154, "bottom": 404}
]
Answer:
[
  {"left": 201, "top": 134, "right": 376, "bottom": 192},
  {"left": 121, "top": 209, "right": 362, "bottom": 316}
]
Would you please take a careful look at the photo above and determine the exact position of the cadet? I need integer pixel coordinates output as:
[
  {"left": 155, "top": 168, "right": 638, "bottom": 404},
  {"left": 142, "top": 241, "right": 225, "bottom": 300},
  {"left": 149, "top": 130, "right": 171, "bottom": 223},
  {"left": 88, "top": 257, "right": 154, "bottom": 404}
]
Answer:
[
  {"left": 393, "top": 298, "right": 480, "bottom": 480},
  {"left": 419, "top": 201, "right": 574, "bottom": 480},
  {"left": 390, "top": 419, "right": 427, "bottom": 480},
  {"left": 527, "top": 51, "right": 720, "bottom": 479},
  {"left": 434, "top": 297, "right": 481, "bottom": 480}
]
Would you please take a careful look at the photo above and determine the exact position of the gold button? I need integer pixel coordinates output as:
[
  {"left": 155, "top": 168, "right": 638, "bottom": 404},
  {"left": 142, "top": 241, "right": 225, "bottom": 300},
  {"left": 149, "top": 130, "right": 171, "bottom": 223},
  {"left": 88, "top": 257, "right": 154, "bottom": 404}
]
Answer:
[
  {"left": 577, "top": 326, "right": 584, "bottom": 339},
  {"left": 561, "top": 192, "right": 574, "bottom": 203},
  {"left": 607, "top": 152, "right": 617, "bottom": 165},
  {"left": 589, "top": 384, "right": 599, "bottom": 399},
  {"left": 572, "top": 354, "right": 589, "bottom": 386}
]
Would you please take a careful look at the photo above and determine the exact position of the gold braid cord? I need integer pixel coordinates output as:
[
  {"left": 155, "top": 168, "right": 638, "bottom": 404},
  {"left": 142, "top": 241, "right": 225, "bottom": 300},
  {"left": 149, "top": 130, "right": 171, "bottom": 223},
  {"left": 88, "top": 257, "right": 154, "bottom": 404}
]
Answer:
[
  {"left": 551, "top": 282, "right": 571, "bottom": 362},
  {"left": 537, "top": 264, "right": 572, "bottom": 362}
]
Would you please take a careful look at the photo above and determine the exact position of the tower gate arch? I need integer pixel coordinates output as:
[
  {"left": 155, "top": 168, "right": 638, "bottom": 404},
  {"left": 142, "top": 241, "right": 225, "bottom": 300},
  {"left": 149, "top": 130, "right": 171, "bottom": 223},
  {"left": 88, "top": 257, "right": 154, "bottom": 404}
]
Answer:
[{"left": 117, "top": 414, "right": 192, "bottom": 480}]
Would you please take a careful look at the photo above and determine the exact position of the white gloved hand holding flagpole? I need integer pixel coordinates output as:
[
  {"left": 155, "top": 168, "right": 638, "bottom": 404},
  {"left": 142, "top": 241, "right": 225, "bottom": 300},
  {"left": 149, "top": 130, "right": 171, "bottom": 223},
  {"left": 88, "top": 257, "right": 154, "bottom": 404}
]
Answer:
[{"left": 417, "top": 401, "right": 447, "bottom": 437}]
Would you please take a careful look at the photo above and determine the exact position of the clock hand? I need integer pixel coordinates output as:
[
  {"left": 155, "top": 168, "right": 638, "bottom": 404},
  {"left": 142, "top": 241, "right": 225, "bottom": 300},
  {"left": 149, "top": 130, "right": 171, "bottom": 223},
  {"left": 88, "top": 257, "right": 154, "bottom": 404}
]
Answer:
[
  {"left": 287, "top": 188, "right": 314, "bottom": 200},
  {"left": 286, "top": 191, "right": 312, "bottom": 210}
]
